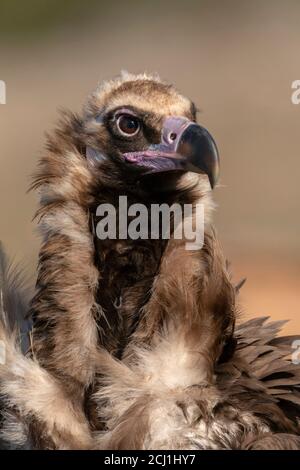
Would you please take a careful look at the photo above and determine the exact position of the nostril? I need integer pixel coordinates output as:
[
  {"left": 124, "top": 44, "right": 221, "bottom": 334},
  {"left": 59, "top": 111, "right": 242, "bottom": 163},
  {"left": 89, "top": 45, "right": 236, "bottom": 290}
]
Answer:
[{"left": 169, "top": 132, "right": 177, "bottom": 141}]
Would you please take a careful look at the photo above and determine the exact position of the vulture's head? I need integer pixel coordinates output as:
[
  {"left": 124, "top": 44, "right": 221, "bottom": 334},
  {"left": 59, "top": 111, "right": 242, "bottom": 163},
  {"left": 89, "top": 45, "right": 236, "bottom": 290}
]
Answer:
[{"left": 71, "top": 72, "right": 219, "bottom": 196}]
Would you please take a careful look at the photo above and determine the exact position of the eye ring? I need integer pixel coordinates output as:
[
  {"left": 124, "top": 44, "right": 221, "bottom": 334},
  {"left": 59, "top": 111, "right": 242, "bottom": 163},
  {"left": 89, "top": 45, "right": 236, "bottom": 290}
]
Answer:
[
  {"left": 169, "top": 132, "right": 177, "bottom": 142},
  {"left": 116, "top": 114, "right": 140, "bottom": 137}
]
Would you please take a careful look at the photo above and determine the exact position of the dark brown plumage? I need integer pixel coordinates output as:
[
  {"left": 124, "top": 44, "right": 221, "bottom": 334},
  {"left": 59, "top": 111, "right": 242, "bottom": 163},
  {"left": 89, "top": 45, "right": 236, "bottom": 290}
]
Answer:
[{"left": 0, "top": 72, "right": 299, "bottom": 449}]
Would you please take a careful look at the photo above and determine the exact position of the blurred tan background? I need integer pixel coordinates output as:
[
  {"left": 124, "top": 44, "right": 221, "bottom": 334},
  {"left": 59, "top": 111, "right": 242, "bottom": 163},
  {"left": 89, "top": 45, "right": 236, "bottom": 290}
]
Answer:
[{"left": 0, "top": 0, "right": 299, "bottom": 333}]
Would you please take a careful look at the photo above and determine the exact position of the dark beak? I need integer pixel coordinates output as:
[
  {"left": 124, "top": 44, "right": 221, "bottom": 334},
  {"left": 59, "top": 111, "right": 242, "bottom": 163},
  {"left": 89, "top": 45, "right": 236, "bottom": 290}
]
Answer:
[
  {"left": 175, "top": 121, "right": 219, "bottom": 189},
  {"left": 123, "top": 116, "right": 220, "bottom": 189}
]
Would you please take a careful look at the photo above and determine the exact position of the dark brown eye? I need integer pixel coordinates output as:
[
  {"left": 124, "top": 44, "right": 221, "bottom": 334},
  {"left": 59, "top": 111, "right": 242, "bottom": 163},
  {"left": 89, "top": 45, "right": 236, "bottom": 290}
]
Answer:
[{"left": 116, "top": 114, "right": 140, "bottom": 136}]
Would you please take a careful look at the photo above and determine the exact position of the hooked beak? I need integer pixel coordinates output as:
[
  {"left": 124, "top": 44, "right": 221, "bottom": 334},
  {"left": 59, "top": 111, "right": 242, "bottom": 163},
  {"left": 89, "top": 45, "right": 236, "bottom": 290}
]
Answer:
[{"left": 123, "top": 116, "right": 220, "bottom": 188}]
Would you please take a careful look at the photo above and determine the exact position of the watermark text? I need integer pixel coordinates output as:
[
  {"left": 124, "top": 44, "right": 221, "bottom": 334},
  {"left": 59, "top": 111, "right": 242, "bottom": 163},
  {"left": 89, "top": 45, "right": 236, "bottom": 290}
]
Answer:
[
  {"left": 0, "top": 80, "right": 6, "bottom": 104},
  {"left": 95, "top": 196, "right": 205, "bottom": 250}
]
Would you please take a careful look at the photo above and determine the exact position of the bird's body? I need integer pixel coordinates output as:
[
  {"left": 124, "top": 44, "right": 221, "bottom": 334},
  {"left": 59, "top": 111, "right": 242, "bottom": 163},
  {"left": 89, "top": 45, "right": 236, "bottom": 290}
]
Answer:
[{"left": 0, "top": 72, "right": 300, "bottom": 449}]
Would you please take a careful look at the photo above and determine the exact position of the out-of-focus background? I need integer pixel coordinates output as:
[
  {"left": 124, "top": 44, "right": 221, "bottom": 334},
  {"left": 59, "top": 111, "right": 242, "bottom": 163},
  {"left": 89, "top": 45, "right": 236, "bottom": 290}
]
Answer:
[{"left": 0, "top": 0, "right": 299, "bottom": 333}]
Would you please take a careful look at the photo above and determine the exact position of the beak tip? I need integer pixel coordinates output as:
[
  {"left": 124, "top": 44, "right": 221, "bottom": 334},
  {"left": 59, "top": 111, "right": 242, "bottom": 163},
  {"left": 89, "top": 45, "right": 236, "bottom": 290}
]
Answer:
[
  {"left": 209, "top": 175, "right": 215, "bottom": 189},
  {"left": 209, "top": 166, "right": 219, "bottom": 189},
  {"left": 177, "top": 123, "right": 220, "bottom": 190}
]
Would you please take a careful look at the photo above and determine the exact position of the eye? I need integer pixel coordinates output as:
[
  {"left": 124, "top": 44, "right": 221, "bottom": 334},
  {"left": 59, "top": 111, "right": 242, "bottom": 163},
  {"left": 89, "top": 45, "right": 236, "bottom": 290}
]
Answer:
[{"left": 116, "top": 114, "right": 140, "bottom": 136}]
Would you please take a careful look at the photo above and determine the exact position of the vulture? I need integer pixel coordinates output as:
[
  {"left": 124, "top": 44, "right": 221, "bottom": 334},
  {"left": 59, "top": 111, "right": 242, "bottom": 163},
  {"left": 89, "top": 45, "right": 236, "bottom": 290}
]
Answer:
[{"left": 0, "top": 72, "right": 300, "bottom": 450}]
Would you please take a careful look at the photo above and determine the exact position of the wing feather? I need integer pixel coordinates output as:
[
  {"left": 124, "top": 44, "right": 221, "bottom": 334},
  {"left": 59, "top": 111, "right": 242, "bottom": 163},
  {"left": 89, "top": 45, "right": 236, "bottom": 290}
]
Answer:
[
  {"left": 0, "top": 243, "right": 32, "bottom": 353},
  {"left": 235, "top": 317, "right": 300, "bottom": 425}
]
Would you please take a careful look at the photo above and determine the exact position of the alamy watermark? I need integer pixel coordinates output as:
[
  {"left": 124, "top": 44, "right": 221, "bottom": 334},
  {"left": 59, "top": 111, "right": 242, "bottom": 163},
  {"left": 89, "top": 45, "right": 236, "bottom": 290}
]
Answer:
[
  {"left": 0, "top": 340, "right": 5, "bottom": 365},
  {"left": 0, "top": 80, "right": 6, "bottom": 104},
  {"left": 292, "top": 339, "right": 300, "bottom": 365},
  {"left": 291, "top": 80, "right": 300, "bottom": 105},
  {"left": 95, "top": 196, "right": 205, "bottom": 250}
]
